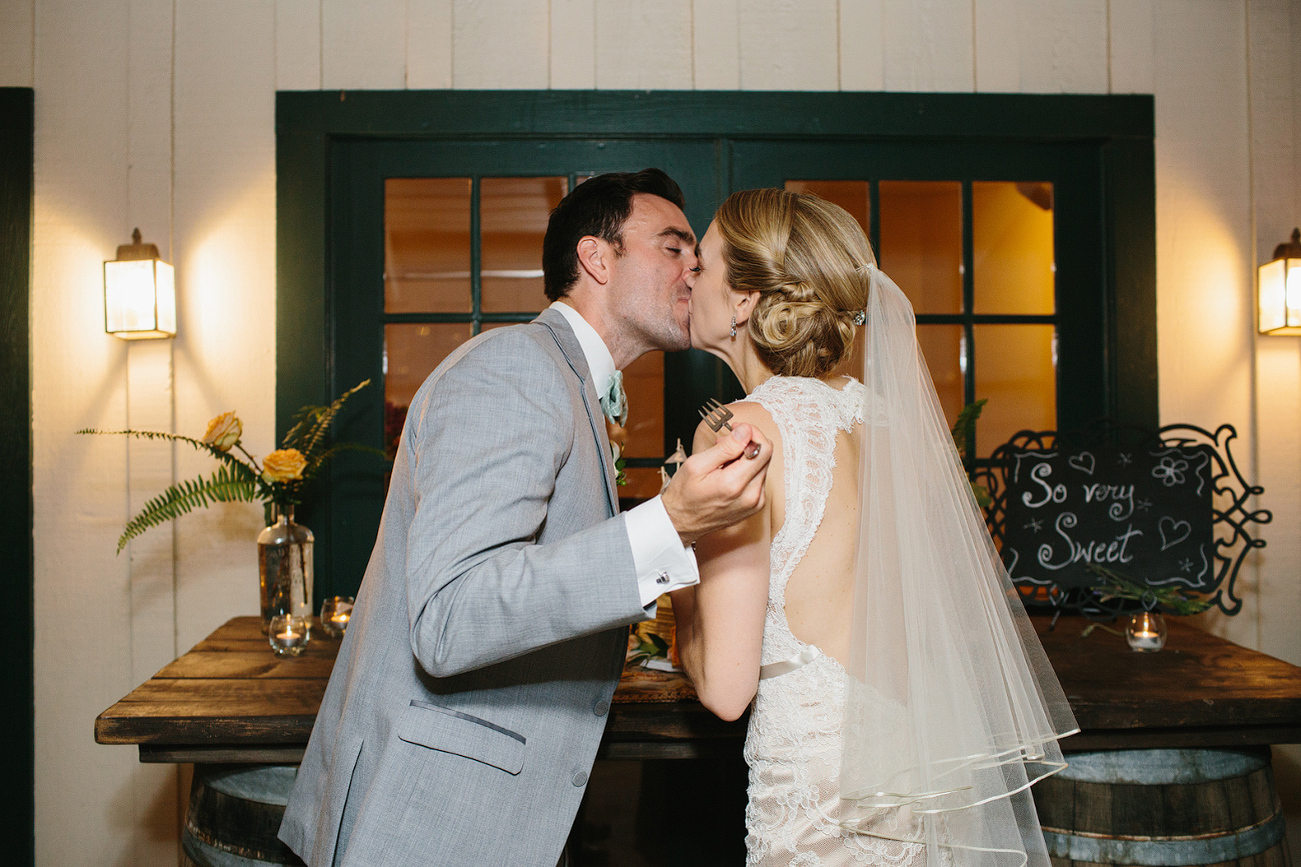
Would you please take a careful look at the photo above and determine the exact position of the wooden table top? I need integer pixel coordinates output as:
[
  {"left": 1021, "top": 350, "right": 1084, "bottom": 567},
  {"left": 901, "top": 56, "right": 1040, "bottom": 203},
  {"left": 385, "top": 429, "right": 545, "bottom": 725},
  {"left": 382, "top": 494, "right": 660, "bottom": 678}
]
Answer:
[{"left": 95, "top": 614, "right": 1301, "bottom": 764}]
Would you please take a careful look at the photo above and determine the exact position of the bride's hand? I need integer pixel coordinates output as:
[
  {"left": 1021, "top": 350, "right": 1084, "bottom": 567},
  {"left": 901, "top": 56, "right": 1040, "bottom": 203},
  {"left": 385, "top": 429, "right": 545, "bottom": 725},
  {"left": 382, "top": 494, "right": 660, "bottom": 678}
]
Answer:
[{"left": 661, "top": 423, "right": 771, "bottom": 545}]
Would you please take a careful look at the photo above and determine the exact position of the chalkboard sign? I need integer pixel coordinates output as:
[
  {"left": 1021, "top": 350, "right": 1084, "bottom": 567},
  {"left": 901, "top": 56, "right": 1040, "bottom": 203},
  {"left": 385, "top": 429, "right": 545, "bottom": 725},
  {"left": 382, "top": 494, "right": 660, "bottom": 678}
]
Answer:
[{"left": 1000, "top": 443, "right": 1217, "bottom": 594}]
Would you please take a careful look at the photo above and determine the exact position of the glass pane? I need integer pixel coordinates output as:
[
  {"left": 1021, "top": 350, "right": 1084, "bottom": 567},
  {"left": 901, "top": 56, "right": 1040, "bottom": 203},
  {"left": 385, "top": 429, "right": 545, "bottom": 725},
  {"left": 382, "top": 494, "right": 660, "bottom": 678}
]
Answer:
[
  {"left": 973, "top": 324, "right": 1057, "bottom": 456},
  {"left": 972, "top": 181, "right": 1055, "bottom": 314},
  {"left": 917, "top": 324, "right": 965, "bottom": 429},
  {"left": 620, "top": 467, "right": 665, "bottom": 502},
  {"left": 877, "top": 181, "right": 963, "bottom": 315},
  {"left": 621, "top": 351, "right": 664, "bottom": 459},
  {"left": 481, "top": 177, "right": 567, "bottom": 313},
  {"left": 784, "top": 180, "right": 870, "bottom": 235},
  {"left": 384, "top": 178, "right": 472, "bottom": 314},
  {"left": 384, "top": 323, "right": 473, "bottom": 455}
]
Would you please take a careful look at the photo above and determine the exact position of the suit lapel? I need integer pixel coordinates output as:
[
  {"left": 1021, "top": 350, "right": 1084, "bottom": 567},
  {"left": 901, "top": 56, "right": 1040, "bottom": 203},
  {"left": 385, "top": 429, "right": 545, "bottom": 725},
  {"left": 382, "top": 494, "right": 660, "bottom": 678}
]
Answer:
[{"left": 535, "top": 308, "right": 620, "bottom": 515}]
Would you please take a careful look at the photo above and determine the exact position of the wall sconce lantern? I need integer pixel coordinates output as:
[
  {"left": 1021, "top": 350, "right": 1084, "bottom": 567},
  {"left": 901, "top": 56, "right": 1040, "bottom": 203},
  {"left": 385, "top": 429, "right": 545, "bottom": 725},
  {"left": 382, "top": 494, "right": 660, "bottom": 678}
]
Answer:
[
  {"left": 1258, "top": 228, "right": 1301, "bottom": 335},
  {"left": 103, "top": 228, "right": 175, "bottom": 339}
]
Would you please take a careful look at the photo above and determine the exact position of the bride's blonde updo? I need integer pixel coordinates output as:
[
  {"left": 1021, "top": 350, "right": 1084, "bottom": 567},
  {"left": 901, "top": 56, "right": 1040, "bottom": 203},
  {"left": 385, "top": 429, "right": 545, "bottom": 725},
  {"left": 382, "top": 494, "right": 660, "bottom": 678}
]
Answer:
[{"left": 714, "top": 188, "right": 876, "bottom": 379}]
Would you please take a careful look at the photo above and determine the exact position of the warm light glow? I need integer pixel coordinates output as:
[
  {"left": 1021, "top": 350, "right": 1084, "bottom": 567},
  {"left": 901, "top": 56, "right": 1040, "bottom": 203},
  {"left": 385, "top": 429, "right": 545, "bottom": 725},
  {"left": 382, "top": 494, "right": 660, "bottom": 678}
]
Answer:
[
  {"left": 104, "top": 257, "right": 175, "bottom": 339},
  {"left": 1259, "top": 228, "right": 1301, "bottom": 336}
]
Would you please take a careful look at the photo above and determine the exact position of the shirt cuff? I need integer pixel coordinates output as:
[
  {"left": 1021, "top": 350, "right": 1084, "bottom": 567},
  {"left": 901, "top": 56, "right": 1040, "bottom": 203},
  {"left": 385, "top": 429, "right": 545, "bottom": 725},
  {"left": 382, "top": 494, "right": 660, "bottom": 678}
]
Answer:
[{"left": 625, "top": 495, "right": 699, "bottom": 610}]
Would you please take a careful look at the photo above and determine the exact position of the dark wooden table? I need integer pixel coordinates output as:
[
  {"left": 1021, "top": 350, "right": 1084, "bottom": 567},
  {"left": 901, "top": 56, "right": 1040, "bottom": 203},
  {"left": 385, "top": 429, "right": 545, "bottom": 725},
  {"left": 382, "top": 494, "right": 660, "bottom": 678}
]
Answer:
[{"left": 95, "top": 614, "right": 1301, "bottom": 763}]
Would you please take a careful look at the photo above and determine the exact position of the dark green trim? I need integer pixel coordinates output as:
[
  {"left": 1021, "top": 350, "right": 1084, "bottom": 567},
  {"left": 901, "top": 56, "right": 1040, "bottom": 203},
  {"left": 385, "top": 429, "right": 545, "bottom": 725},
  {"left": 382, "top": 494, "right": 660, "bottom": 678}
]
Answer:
[
  {"left": 277, "top": 89, "right": 1157, "bottom": 596},
  {"left": 0, "top": 86, "right": 34, "bottom": 867},
  {"left": 276, "top": 90, "right": 1153, "bottom": 141}
]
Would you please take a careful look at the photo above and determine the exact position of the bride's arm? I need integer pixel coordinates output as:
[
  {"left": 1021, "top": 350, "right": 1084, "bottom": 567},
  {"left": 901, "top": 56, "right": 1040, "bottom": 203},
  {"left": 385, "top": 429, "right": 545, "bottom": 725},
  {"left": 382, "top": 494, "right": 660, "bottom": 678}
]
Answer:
[{"left": 670, "top": 404, "right": 774, "bottom": 722}]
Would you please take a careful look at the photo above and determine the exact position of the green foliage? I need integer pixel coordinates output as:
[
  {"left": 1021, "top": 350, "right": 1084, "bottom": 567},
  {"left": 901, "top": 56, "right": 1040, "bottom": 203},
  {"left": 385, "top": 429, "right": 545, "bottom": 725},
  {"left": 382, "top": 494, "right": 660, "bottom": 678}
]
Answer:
[
  {"left": 82, "top": 379, "right": 383, "bottom": 554},
  {"left": 949, "top": 398, "right": 992, "bottom": 507},
  {"left": 1086, "top": 563, "right": 1214, "bottom": 616},
  {"left": 117, "top": 463, "right": 258, "bottom": 552}
]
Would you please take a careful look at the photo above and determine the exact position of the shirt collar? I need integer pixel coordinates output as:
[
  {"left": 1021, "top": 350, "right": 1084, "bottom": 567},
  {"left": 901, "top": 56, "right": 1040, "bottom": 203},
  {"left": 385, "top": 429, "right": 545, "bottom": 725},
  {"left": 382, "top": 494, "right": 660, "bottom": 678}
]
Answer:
[{"left": 549, "top": 300, "right": 617, "bottom": 399}]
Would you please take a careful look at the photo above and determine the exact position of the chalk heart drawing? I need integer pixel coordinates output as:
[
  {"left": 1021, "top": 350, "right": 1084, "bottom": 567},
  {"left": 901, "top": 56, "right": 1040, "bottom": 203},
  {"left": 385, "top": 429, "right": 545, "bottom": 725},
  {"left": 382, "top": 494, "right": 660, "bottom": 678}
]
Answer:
[
  {"left": 1159, "top": 517, "right": 1192, "bottom": 551},
  {"left": 1068, "top": 451, "right": 1096, "bottom": 476}
]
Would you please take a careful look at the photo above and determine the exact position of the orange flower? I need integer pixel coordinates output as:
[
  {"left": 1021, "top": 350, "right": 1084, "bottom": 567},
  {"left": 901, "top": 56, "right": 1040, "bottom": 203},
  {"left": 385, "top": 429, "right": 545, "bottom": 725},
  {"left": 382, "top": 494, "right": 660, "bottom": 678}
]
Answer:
[
  {"left": 262, "top": 448, "right": 307, "bottom": 484},
  {"left": 202, "top": 412, "right": 242, "bottom": 452}
]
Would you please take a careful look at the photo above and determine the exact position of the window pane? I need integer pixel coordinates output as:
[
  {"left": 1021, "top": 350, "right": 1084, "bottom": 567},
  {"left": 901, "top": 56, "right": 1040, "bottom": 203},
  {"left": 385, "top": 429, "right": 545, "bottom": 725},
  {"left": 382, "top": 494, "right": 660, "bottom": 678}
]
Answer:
[
  {"left": 877, "top": 181, "right": 963, "bottom": 315},
  {"left": 384, "top": 323, "right": 473, "bottom": 454},
  {"left": 973, "top": 324, "right": 1057, "bottom": 456},
  {"left": 481, "top": 177, "right": 567, "bottom": 313},
  {"left": 784, "top": 180, "right": 870, "bottom": 235},
  {"left": 917, "top": 324, "right": 965, "bottom": 428},
  {"left": 622, "top": 351, "right": 665, "bottom": 459},
  {"left": 972, "top": 182, "right": 1055, "bottom": 314},
  {"left": 384, "top": 178, "right": 472, "bottom": 314}
]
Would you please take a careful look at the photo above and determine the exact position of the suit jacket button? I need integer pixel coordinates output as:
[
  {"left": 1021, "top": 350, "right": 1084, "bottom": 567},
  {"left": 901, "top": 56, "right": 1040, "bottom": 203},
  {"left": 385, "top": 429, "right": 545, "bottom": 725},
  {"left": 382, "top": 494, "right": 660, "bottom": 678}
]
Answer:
[
  {"left": 594, "top": 700, "right": 610, "bottom": 717},
  {"left": 572, "top": 771, "right": 588, "bottom": 787}
]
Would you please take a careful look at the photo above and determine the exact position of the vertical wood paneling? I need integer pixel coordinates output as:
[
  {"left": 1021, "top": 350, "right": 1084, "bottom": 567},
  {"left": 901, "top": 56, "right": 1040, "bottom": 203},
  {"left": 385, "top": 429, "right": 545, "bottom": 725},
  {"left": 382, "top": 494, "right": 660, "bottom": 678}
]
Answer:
[
  {"left": 1109, "top": 0, "right": 1156, "bottom": 93},
  {"left": 692, "top": 0, "right": 739, "bottom": 89},
  {"left": 408, "top": 0, "right": 453, "bottom": 88},
  {"left": 1249, "top": 0, "right": 1301, "bottom": 668},
  {"left": 451, "top": 0, "right": 548, "bottom": 88},
  {"left": 275, "top": 0, "right": 321, "bottom": 90},
  {"left": 172, "top": 0, "right": 274, "bottom": 655},
  {"left": 32, "top": 0, "right": 137, "bottom": 861},
  {"left": 124, "top": 2, "right": 180, "bottom": 862},
  {"left": 551, "top": 0, "right": 595, "bottom": 88},
  {"left": 738, "top": 0, "right": 837, "bottom": 90},
  {"left": 975, "top": 0, "right": 1107, "bottom": 94},
  {"left": 882, "top": 0, "right": 974, "bottom": 92},
  {"left": 0, "top": 0, "right": 34, "bottom": 87},
  {"left": 323, "top": 0, "right": 406, "bottom": 89},
  {"left": 839, "top": 0, "right": 885, "bottom": 91},
  {"left": 973, "top": 0, "right": 1020, "bottom": 92},
  {"left": 1152, "top": 0, "right": 1256, "bottom": 648},
  {"left": 595, "top": 0, "right": 692, "bottom": 89}
]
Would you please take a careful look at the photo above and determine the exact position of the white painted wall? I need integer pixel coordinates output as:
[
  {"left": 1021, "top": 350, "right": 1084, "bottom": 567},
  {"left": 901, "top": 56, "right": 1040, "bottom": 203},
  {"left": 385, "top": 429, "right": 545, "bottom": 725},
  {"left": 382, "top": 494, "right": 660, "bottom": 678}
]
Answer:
[{"left": 5, "top": 0, "right": 1298, "bottom": 863}]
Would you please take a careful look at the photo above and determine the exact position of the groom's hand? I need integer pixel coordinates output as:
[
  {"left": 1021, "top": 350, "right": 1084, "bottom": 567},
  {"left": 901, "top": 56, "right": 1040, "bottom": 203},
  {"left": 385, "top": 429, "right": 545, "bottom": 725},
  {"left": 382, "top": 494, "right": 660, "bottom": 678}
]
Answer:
[{"left": 662, "top": 423, "right": 771, "bottom": 546}]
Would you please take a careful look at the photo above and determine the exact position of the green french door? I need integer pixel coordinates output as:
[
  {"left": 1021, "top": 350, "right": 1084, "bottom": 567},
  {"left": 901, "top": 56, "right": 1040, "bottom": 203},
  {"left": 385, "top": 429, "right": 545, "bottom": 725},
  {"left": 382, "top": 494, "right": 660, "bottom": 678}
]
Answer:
[{"left": 278, "top": 90, "right": 1154, "bottom": 601}]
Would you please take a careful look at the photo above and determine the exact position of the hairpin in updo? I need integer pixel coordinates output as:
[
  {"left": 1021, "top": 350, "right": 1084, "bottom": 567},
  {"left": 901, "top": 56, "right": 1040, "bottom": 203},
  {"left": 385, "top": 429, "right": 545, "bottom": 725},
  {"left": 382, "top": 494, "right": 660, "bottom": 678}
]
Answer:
[{"left": 852, "top": 310, "right": 867, "bottom": 326}]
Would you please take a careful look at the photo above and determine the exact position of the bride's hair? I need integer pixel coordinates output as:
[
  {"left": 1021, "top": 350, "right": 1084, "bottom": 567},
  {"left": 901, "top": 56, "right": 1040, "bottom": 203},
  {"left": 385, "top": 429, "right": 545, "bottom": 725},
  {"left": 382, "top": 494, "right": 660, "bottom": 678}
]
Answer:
[{"left": 715, "top": 188, "right": 877, "bottom": 379}]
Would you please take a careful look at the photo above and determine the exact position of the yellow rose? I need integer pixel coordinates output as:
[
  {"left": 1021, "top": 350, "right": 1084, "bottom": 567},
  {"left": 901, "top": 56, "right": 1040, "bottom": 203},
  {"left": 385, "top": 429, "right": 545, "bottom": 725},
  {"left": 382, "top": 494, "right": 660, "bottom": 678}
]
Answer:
[
  {"left": 262, "top": 448, "right": 307, "bottom": 484},
  {"left": 202, "top": 412, "right": 242, "bottom": 452}
]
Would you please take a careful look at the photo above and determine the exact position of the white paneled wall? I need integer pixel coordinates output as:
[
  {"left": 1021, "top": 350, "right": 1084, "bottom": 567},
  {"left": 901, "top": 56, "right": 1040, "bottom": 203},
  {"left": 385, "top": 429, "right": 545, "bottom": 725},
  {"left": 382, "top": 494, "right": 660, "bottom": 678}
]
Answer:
[{"left": 12, "top": 0, "right": 1299, "bottom": 864}]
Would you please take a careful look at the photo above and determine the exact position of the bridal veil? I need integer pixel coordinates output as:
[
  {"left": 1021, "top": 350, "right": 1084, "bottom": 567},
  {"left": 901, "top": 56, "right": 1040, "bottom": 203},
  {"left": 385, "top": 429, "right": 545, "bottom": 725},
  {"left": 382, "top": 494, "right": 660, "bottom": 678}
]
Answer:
[{"left": 840, "top": 265, "right": 1078, "bottom": 867}]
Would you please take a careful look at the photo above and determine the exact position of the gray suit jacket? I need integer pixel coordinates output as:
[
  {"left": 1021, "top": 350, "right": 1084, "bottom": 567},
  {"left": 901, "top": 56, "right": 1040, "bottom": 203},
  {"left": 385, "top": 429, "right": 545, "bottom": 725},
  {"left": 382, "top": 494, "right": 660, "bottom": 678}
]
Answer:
[{"left": 279, "top": 308, "right": 649, "bottom": 866}]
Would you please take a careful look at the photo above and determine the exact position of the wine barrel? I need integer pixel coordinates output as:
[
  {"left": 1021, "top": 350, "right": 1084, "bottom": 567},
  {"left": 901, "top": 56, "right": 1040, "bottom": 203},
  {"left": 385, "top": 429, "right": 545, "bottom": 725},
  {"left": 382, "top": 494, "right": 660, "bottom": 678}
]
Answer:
[
  {"left": 1034, "top": 748, "right": 1290, "bottom": 867},
  {"left": 181, "top": 764, "right": 305, "bottom": 867}
]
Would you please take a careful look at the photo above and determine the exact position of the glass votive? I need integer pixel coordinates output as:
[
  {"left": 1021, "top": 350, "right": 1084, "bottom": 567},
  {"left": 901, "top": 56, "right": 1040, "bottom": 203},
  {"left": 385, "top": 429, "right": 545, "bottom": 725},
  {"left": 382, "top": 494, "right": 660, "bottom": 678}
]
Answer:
[
  {"left": 321, "top": 596, "right": 355, "bottom": 639},
  {"left": 1125, "top": 611, "right": 1167, "bottom": 652},
  {"left": 269, "top": 613, "right": 310, "bottom": 657}
]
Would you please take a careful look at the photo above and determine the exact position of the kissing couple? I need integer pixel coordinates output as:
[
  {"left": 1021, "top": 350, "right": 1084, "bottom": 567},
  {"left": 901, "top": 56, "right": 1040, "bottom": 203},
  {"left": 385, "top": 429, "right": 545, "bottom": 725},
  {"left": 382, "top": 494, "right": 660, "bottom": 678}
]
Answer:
[{"left": 280, "top": 169, "right": 1077, "bottom": 867}]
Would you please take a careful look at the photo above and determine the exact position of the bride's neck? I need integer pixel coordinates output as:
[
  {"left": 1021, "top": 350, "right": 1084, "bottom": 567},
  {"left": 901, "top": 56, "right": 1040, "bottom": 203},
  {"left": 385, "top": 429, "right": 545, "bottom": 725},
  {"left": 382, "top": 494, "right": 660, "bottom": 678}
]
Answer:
[{"left": 726, "top": 342, "right": 776, "bottom": 395}]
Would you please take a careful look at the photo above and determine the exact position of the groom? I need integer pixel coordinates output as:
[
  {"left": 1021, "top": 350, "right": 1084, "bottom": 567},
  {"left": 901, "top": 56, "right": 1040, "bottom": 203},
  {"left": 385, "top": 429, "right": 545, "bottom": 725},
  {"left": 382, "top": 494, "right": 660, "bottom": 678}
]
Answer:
[{"left": 279, "top": 169, "right": 771, "bottom": 866}]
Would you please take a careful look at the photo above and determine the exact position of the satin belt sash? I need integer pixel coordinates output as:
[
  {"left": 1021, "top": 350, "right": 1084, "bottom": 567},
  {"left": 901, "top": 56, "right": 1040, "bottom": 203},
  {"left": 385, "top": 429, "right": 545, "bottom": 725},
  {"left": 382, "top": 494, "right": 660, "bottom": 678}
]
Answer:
[{"left": 759, "top": 646, "right": 821, "bottom": 680}]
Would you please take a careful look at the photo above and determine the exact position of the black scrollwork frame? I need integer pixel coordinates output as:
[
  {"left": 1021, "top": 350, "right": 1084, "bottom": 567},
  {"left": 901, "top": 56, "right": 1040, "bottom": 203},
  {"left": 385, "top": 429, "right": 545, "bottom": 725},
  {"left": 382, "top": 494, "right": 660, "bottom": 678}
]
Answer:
[{"left": 974, "top": 422, "right": 1270, "bottom": 618}]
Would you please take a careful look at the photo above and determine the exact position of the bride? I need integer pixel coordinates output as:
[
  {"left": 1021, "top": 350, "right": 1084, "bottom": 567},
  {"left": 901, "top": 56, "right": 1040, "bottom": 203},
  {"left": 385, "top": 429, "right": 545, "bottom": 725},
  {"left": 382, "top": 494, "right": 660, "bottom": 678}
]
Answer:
[{"left": 671, "top": 188, "right": 1077, "bottom": 867}]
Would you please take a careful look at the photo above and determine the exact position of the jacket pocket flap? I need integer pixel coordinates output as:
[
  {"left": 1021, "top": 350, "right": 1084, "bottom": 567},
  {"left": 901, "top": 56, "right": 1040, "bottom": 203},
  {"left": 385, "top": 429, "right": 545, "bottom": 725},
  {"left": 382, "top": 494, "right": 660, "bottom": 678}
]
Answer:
[{"left": 397, "top": 700, "right": 526, "bottom": 775}]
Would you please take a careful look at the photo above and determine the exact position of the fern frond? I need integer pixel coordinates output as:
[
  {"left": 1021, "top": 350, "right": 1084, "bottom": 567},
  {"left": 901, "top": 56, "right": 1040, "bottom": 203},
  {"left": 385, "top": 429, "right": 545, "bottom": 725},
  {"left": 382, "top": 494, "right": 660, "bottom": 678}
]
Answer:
[
  {"left": 281, "top": 379, "right": 371, "bottom": 459},
  {"left": 79, "top": 428, "right": 251, "bottom": 472},
  {"left": 117, "top": 463, "right": 259, "bottom": 553},
  {"left": 302, "top": 442, "right": 389, "bottom": 480}
]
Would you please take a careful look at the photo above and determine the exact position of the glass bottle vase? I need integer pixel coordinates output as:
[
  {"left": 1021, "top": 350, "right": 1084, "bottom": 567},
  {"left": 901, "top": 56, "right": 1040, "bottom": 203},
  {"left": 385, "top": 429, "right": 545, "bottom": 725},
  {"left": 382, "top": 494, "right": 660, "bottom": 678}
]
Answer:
[{"left": 258, "top": 505, "right": 315, "bottom": 633}]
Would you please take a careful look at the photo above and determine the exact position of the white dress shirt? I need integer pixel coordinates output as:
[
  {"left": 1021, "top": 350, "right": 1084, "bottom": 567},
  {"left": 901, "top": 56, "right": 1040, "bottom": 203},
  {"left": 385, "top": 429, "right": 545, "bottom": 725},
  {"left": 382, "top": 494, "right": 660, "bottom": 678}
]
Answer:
[{"left": 549, "top": 301, "right": 699, "bottom": 609}]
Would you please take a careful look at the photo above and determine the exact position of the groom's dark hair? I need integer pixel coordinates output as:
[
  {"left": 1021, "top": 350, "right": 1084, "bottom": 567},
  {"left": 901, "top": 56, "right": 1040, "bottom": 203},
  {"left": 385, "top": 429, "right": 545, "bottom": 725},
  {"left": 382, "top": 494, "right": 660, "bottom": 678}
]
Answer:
[{"left": 542, "top": 168, "right": 686, "bottom": 301}]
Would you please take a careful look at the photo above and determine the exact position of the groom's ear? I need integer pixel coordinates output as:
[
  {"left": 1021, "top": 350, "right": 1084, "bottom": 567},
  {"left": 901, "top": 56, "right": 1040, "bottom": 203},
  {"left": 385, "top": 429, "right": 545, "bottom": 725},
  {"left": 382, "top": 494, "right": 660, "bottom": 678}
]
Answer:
[{"left": 576, "top": 236, "right": 611, "bottom": 286}]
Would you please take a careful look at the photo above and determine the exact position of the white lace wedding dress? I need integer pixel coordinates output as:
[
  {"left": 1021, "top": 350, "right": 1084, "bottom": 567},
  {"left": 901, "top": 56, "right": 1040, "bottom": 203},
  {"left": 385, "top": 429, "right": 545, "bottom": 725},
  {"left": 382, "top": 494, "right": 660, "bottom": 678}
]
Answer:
[{"left": 742, "top": 375, "right": 925, "bottom": 867}]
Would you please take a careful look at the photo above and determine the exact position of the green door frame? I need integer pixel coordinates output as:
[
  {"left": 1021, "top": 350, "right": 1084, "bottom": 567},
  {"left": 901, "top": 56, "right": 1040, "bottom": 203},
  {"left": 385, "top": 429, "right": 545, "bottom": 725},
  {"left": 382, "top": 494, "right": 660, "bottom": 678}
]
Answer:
[
  {"left": 277, "top": 89, "right": 1156, "bottom": 596},
  {"left": 0, "top": 86, "right": 35, "bottom": 865}
]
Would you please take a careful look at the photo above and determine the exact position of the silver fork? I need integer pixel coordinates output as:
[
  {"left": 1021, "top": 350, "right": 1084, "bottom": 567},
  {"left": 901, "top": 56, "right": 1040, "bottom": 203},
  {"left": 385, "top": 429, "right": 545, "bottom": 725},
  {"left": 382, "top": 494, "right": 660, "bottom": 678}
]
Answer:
[{"left": 698, "top": 398, "right": 734, "bottom": 432}]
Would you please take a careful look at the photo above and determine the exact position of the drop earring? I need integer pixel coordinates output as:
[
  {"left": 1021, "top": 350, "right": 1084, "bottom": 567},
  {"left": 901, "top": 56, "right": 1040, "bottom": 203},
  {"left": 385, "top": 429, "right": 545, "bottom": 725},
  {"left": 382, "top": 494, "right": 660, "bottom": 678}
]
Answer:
[{"left": 730, "top": 316, "right": 737, "bottom": 339}]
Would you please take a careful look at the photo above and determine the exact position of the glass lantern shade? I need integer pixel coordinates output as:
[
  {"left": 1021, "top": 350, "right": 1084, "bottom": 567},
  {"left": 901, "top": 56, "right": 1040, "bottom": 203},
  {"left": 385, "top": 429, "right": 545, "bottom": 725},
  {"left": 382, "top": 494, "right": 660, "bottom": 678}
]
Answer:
[
  {"left": 104, "top": 230, "right": 176, "bottom": 339},
  {"left": 1259, "top": 229, "right": 1301, "bottom": 335}
]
